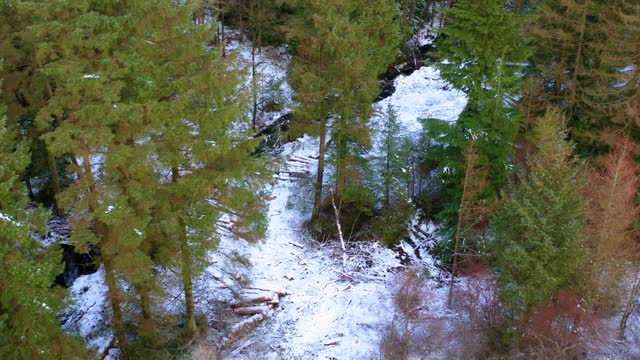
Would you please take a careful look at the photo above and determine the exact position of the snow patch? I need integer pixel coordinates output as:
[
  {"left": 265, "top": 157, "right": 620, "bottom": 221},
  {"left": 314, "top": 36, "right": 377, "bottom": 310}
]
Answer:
[
  {"left": 0, "top": 212, "right": 21, "bottom": 226},
  {"left": 62, "top": 267, "right": 113, "bottom": 357}
]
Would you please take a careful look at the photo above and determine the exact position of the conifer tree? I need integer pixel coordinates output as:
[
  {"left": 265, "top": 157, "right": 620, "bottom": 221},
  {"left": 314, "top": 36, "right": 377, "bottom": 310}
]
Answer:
[
  {"left": 429, "top": 0, "right": 528, "bottom": 229},
  {"left": 377, "top": 104, "right": 412, "bottom": 208},
  {"left": 491, "top": 109, "right": 587, "bottom": 318},
  {"left": 137, "top": 1, "right": 271, "bottom": 336},
  {"left": 0, "top": 66, "right": 85, "bottom": 360},
  {"left": 225, "top": 0, "right": 291, "bottom": 129},
  {"left": 528, "top": 0, "right": 640, "bottom": 149},
  {"left": 31, "top": 2, "right": 159, "bottom": 357},
  {"left": 289, "top": 0, "right": 401, "bottom": 219},
  {"left": 10, "top": 3, "right": 268, "bottom": 353},
  {"left": 437, "top": 0, "right": 528, "bottom": 110},
  {"left": 447, "top": 140, "right": 492, "bottom": 308},
  {"left": 583, "top": 1, "right": 640, "bottom": 135},
  {"left": 0, "top": 2, "right": 76, "bottom": 213},
  {"left": 585, "top": 135, "right": 640, "bottom": 311},
  {"left": 373, "top": 104, "right": 414, "bottom": 245}
]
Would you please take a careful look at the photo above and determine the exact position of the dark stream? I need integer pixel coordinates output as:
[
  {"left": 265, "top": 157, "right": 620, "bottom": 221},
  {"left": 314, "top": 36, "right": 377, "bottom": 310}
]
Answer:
[{"left": 49, "top": 218, "right": 99, "bottom": 288}]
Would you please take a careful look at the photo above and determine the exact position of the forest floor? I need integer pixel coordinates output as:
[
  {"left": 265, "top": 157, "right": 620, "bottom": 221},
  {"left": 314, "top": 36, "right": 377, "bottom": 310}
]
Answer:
[
  {"left": 60, "top": 30, "right": 640, "bottom": 360},
  {"left": 191, "top": 46, "right": 467, "bottom": 358}
]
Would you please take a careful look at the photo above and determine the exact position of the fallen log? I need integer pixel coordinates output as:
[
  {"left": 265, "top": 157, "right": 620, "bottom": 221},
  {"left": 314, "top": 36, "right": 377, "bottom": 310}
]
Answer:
[
  {"left": 322, "top": 338, "right": 341, "bottom": 346},
  {"left": 290, "top": 155, "right": 314, "bottom": 163},
  {"left": 274, "top": 175, "right": 296, "bottom": 182},
  {"left": 99, "top": 337, "right": 117, "bottom": 360},
  {"left": 229, "top": 295, "right": 273, "bottom": 308},
  {"left": 288, "top": 241, "right": 305, "bottom": 249},
  {"left": 246, "top": 286, "right": 290, "bottom": 296},
  {"left": 267, "top": 293, "right": 280, "bottom": 306},
  {"left": 279, "top": 170, "right": 309, "bottom": 178},
  {"left": 221, "top": 311, "right": 270, "bottom": 350},
  {"left": 288, "top": 159, "right": 310, "bottom": 164},
  {"left": 233, "top": 305, "right": 271, "bottom": 316}
]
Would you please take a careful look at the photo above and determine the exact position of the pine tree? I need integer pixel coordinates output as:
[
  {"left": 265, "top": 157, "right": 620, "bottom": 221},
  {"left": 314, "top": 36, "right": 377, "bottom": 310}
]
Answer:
[
  {"left": 583, "top": 1, "right": 640, "bottom": 136},
  {"left": 0, "top": 64, "right": 85, "bottom": 360},
  {"left": 224, "top": 0, "right": 292, "bottom": 129},
  {"left": 585, "top": 135, "right": 640, "bottom": 311},
  {"left": 289, "top": 0, "right": 401, "bottom": 219},
  {"left": 447, "top": 140, "right": 492, "bottom": 308},
  {"left": 528, "top": 0, "right": 640, "bottom": 150},
  {"left": 31, "top": 2, "right": 159, "bottom": 357},
  {"left": 9, "top": 2, "right": 268, "bottom": 353},
  {"left": 0, "top": 1, "right": 76, "bottom": 213},
  {"left": 429, "top": 0, "right": 529, "bottom": 229},
  {"left": 225, "top": 0, "right": 291, "bottom": 46},
  {"left": 491, "top": 109, "right": 587, "bottom": 318},
  {"left": 437, "top": 0, "right": 529, "bottom": 111},
  {"left": 377, "top": 104, "right": 412, "bottom": 208},
  {"left": 373, "top": 104, "right": 414, "bottom": 245},
  {"left": 136, "top": 1, "right": 271, "bottom": 336}
]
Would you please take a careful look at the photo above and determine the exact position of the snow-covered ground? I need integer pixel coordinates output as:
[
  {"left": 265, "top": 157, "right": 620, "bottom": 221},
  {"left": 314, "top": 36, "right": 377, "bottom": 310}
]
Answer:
[
  {"left": 61, "top": 31, "right": 468, "bottom": 357},
  {"left": 372, "top": 66, "right": 466, "bottom": 134},
  {"left": 205, "top": 134, "right": 405, "bottom": 359},
  {"left": 191, "top": 62, "right": 467, "bottom": 358},
  {"left": 62, "top": 268, "right": 113, "bottom": 356},
  {"left": 60, "top": 26, "right": 640, "bottom": 360}
]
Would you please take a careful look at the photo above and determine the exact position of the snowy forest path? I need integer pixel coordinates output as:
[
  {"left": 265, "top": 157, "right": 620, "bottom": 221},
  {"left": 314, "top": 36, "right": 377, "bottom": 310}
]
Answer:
[{"left": 218, "top": 65, "right": 467, "bottom": 359}]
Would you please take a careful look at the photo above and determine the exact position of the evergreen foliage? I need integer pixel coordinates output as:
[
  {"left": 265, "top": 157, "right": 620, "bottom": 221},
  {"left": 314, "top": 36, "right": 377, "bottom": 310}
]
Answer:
[
  {"left": 30, "top": 2, "right": 157, "bottom": 356},
  {"left": 491, "top": 109, "right": 587, "bottom": 318},
  {"left": 373, "top": 104, "right": 414, "bottom": 245},
  {"left": 1, "top": 0, "right": 638, "bottom": 356},
  {"left": 0, "top": 66, "right": 85, "bottom": 360},
  {"left": 447, "top": 140, "right": 493, "bottom": 307},
  {"left": 289, "top": 0, "right": 401, "bottom": 223},
  {"left": 426, "top": 0, "right": 528, "bottom": 240},
  {"left": 2, "top": 1, "right": 271, "bottom": 355},
  {"left": 141, "top": 1, "right": 272, "bottom": 335},
  {"left": 528, "top": 0, "right": 640, "bottom": 151},
  {"left": 0, "top": 1, "right": 76, "bottom": 212},
  {"left": 225, "top": 0, "right": 294, "bottom": 46},
  {"left": 434, "top": 0, "right": 528, "bottom": 181},
  {"left": 437, "top": 0, "right": 528, "bottom": 109}
]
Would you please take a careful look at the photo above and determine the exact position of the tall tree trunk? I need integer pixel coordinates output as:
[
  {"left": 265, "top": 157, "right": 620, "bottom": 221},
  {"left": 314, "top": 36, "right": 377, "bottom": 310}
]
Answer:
[
  {"left": 438, "top": 0, "right": 450, "bottom": 29},
  {"left": 384, "top": 124, "right": 392, "bottom": 207},
  {"left": 180, "top": 223, "right": 197, "bottom": 335},
  {"left": 567, "top": 0, "right": 589, "bottom": 121},
  {"left": 428, "top": 0, "right": 435, "bottom": 28},
  {"left": 408, "top": 0, "right": 416, "bottom": 24},
  {"left": 140, "top": 285, "right": 153, "bottom": 323},
  {"left": 335, "top": 138, "right": 347, "bottom": 201},
  {"left": 619, "top": 272, "right": 640, "bottom": 338},
  {"left": 335, "top": 117, "right": 348, "bottom": 201},
  {"left": 104, "top": 257, "right": 128, "bottom": 360},
  {"left": 44, "top": 81, "right": 63, "bottom": 216},
  {"left": 25, "top": 173, "right": 34, "bottom": 199},
  {"left": 251, "top": 39, "right": 258, "bottom": 130},
  {"left": 80, "top": 153, "right": 128, "bottom": 358},
  {"left": 447, "top": 143, "right": 475, "bottom": 308},
  {"left": 220, "top": 2, "right": 226, "bottom": 58},
  {"left": 47, "top": 151, "right": 63, "bottom": 216},
  {"left": 172, "top": 167, "right": 197, "bottom": 335},
  {"left": 199, "top": 0, "right": 205, "bottom": 25},
  {"left": 312, "top": 118, "right": 327, "bottom": 221}
]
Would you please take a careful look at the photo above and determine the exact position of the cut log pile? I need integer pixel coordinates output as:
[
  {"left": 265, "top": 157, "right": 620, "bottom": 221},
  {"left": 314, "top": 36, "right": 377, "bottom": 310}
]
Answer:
[
  {"left": 221, "top": 287, "right": 290, "bottom": 350},
  {"left": 275, "top": 155, "right": 314, "bottom": 181},
  {"left": 230, "top": 288, "right": 289, "bottom": 316}
]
